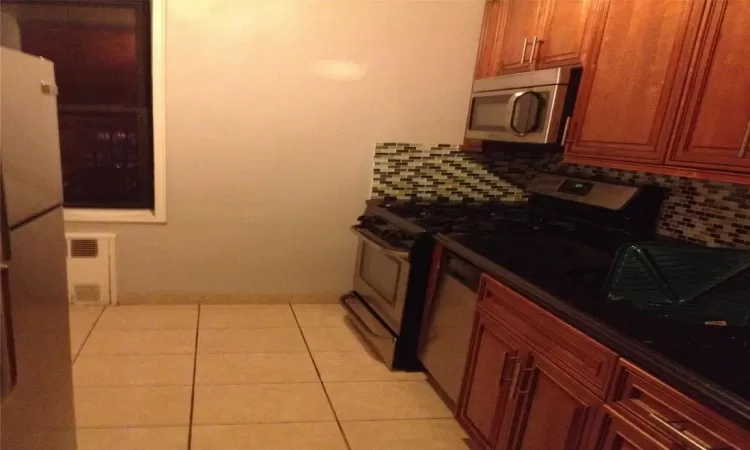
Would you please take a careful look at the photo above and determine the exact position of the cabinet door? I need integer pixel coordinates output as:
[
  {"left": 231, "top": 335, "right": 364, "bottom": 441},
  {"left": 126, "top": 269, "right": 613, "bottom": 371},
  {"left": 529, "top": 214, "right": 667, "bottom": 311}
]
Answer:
[
  {"left": 497, "top": 0, "right": 545, "bottom": 74},
  {"left": 458, "top": 307, "right": 525, "bottom": 449},
  {"left": 475, "top": 0, "right": 506, "bottom": 80},
  {"left": 497, "top": 351, "right": 600, "bottom": 450},
  {"left": 667, "top": 0, "right": 750, "bottom": 173},
  {"left": 594, "top": 404, "right": 674, "bottom": 450},
  {"left": 566, "top": 0, "right": 703, "bottom": 163},
  {"left": 536, "top": 0, "right": 594, "bottom": 69}
]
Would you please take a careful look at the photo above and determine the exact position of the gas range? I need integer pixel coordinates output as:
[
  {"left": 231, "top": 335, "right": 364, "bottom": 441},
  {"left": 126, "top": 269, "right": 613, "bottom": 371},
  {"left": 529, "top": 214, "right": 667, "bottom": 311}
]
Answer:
[
  {"left": 361, "top": 199, "right": 530, "bottom": 239},
  {"left": 342, "top": 199, "right": 530, "bottom": 370}
]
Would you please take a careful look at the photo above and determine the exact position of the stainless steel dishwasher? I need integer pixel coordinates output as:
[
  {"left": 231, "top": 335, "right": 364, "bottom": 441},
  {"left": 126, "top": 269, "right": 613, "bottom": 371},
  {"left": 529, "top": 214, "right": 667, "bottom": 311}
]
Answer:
[{"left": 419, "top": 251, "right": 481, "bottom": 404}]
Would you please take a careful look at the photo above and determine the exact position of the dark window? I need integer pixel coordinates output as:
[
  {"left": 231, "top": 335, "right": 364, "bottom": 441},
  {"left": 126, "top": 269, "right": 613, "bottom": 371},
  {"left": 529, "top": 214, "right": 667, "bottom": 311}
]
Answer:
[{"left": 4, "top": 0, "right": 153, "bottom": 208}]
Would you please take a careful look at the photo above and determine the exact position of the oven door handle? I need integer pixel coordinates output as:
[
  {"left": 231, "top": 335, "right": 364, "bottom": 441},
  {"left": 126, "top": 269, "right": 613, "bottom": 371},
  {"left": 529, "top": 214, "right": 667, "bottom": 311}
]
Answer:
[
  {"left": 340, "top": 293, "right": 395, "bottom": 340},
  {"left": 350, "top": 226, "right": 409, "bottom": 262}
]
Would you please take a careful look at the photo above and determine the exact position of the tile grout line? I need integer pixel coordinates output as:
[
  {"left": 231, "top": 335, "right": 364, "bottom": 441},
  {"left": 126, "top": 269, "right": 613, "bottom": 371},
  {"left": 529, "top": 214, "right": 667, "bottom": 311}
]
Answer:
[
  {"left": 72, "top": 306, "right": 107, "bottom": 365},
  {"left": 187, "top": 304, "right": 201, "bottom": 450},
  {"left": 75, "top": 379, "right": 430, "bottom": 388},
  {"left": 289, "top": 303, "right": 353, "bottom": 450},
  {"left": 77, "top": 420, "right": 345, "bottom": 430}
]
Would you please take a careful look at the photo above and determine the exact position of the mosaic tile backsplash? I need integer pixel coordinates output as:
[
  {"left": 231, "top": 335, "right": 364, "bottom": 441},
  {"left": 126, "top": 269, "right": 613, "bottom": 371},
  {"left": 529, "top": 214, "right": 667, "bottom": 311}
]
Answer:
[
  {"left": 372, "top": 143, "right": 547, "bottom": 202},
  {"left": 371, "top": 142, "right": 750, "bottom": 249},
  {"left": 557, "top": 163, "right": 750, "bottom": 250}
]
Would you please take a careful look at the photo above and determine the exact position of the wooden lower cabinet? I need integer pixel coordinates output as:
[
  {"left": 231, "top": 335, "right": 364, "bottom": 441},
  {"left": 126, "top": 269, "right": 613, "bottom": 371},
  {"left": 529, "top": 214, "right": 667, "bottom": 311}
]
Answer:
[
  {"left": 497, "top": 350, "right": 601, "bottom": 450},
  {"left": 458, "top": 305, "right": 601, "bottom": 450},
  {"left": 458, "top": 306, "right": 525, "bottom": 449},
  {"left": 594, "top": 404, "right": 676, "bottom": 450},
  {"left": 459, "top": 278, "right": 750, "bottom": 450},
  {"left": 604, "top": 360, "right": 750, "bottom": 450},
  {"left": 481, "top": 275, "right": 618, "bottom": 398}
]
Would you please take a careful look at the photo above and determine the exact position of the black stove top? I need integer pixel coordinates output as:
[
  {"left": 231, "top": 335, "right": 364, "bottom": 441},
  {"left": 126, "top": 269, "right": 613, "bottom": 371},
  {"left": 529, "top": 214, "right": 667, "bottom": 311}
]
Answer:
[
  {"left": 385, "top": 201, "right": 527, "bottom": 225},
  {"left": 365, "top": 199, "right": 530, "bottom": 235}
]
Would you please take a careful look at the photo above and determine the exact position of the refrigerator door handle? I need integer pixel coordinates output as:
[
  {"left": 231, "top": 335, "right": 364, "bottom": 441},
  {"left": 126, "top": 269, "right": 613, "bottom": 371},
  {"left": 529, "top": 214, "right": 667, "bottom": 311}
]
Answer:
[{"left": 1, "top": 262, "right": 18, "bottom": 401}]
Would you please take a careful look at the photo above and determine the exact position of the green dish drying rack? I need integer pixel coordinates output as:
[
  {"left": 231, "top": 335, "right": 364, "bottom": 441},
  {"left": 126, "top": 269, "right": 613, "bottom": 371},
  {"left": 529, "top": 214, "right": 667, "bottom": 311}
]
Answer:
[{"left": 603, "top": 242, "right": 750, "bottom": 326}]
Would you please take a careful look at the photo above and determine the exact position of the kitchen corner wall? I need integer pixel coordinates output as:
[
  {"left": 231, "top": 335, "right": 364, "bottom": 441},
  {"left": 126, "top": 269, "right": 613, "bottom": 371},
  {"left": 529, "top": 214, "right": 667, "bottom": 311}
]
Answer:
[
  {"left": 371, "top": 144, "right": 750, "bottom": 250},
  {"left": 65, "top": 0, "right": 485, "bottom": 301}
]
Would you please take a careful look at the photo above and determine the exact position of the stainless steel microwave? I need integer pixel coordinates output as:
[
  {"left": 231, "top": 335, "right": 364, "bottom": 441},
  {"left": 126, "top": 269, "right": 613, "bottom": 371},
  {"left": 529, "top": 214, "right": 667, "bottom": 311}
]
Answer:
[{"left": 466, "top": 67, "right": 580, "bottom": 144}]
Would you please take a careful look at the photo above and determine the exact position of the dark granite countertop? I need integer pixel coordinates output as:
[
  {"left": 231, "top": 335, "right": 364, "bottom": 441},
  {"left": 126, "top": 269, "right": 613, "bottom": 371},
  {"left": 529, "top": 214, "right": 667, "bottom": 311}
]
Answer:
[{"left": 436, "top": 233, "right": 750, "bottom": 429}]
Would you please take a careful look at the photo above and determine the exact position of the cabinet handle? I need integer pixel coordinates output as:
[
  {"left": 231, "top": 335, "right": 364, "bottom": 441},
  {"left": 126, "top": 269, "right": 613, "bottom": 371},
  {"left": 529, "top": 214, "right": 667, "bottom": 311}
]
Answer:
[
  {"left": 508, "top": 359, "right": 523, "bottom": 398},
  {"left": 519, "top": 38, "right": 529, "bottom": 65},
  {"left": 740, "top": 120, "right": 750, "bottom": 158},
  {"left": 561, "top": 117, "right": 571, "bottom": 143},
  {"left": 500, "top": 356, "right": 520, "bottom": 382},
  {"left": 648, "top": 413, "right": 715, "bottom": 450},
  {"left": 529, "top": 36, "right": 540, "bottom": 63},
  {"left": 515, "top": 367, "right": 537, "bottom": 396},
  {"left": 511, "top": 366, "right": 535, "bottom": 399}
]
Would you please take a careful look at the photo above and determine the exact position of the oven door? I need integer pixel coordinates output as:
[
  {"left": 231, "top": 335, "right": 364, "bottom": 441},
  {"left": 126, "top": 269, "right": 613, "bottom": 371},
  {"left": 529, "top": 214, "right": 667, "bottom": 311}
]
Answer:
[
  {"left": 465, "top": 84, "right": 567, "bottom": 144},
  {"left": 350, "top": 226, "right": 410, "bottom": 333}
]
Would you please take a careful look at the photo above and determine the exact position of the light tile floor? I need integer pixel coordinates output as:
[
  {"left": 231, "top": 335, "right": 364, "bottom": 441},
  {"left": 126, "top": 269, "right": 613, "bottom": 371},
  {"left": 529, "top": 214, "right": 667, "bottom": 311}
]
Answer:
[{"left": 69, "top": 303, "right": 470, "bottom": 449}]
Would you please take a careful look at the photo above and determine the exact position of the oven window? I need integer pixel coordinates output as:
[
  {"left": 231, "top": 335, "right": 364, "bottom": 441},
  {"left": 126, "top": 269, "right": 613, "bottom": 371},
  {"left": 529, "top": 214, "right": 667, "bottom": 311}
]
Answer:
[
  {"left": 469, "top": 95, "right": 512, "bottom": 132},
  {"left": 359, "top": 242, "right": 402, "bottom": 306}
]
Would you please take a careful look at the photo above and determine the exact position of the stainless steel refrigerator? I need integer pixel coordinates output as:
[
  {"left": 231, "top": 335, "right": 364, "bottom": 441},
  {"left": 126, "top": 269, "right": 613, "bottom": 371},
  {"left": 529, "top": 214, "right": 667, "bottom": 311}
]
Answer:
[{"left": 1, "top": 47, "right": 77, "bottom": 449}]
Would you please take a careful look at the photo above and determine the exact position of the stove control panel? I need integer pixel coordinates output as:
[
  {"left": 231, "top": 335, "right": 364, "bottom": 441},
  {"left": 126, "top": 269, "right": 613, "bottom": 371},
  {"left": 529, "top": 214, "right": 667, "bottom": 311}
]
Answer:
[{"left": 527, "top": 173, "right": 640, "bottom": 211}]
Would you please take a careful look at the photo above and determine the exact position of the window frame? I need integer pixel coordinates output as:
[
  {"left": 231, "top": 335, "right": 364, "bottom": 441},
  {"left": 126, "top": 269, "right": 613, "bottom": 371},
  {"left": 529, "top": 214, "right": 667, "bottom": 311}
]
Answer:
[{"left": 62, "top": 0, "right": 166, "bottom": 223}]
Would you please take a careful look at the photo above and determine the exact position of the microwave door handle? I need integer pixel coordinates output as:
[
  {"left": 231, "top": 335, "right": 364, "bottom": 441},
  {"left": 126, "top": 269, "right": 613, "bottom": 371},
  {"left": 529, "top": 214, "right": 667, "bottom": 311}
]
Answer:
[{"left": 506, "top": 91, "right": 529, "bottom": 136}]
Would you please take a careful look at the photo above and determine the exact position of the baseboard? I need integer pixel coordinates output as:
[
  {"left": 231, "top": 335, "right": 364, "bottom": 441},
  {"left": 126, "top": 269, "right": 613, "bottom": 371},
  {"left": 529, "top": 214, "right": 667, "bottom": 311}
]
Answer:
[
  {"left": 118, "top": 293, "right": 341, "bottom": 306},
  {"left": 118, "top": 293, "right": 205, "bottom": 305}
]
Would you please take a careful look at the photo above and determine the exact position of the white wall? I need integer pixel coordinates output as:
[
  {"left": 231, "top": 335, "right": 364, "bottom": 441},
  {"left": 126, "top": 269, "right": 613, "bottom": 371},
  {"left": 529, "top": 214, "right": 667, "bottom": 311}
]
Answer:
[
  {"left": 67, "top": 0, "right": 484, "bottom": 301},
  {"left": 1, "top": 10, "right": 22, "bottom": 49}
]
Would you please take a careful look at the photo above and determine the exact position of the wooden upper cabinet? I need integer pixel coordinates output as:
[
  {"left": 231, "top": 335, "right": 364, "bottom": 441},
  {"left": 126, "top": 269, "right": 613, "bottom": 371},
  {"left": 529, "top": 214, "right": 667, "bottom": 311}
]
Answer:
[
  {"left": 497, "top": 351, "right": 601, "bottom": 450},
  {"left": 497, "top": 0, "right": 545, "bottom": 74},
  {"left": 458, "top": 306, "right": 525, "bottom": 449},
  {"left": 667, "top": 0, "right": 750, "bottom": 173},
  {"left": 536, "top": 0, "right": 595, "bottom": 69},
  {"left": 475, "top": 0, "right": 506, "bottom": 80},
  {"left": 472, "top": 0, "right": 596, "bottom": 79},
  {"left": 566, "top": 0, "right": 703, "bottom": 163}
]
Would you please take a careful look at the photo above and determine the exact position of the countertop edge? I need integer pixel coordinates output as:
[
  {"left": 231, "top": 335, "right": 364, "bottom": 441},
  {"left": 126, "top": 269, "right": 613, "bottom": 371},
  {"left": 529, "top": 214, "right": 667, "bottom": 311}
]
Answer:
[{"left": 435, "top": 233, "right": 750, "bottom": 429}]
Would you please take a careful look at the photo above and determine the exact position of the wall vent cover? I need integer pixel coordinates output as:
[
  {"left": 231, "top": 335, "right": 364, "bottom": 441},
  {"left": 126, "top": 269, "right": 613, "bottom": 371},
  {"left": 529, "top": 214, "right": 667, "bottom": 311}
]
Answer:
[
  {"left": 73, "top": 284, "right": 102, "bottom": 304},
  {"left": 66, "top": 233, "right": 116, "bottom": 306},
  {"left": 70, "top": 239, "right": 99, "bottom": 258}
]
